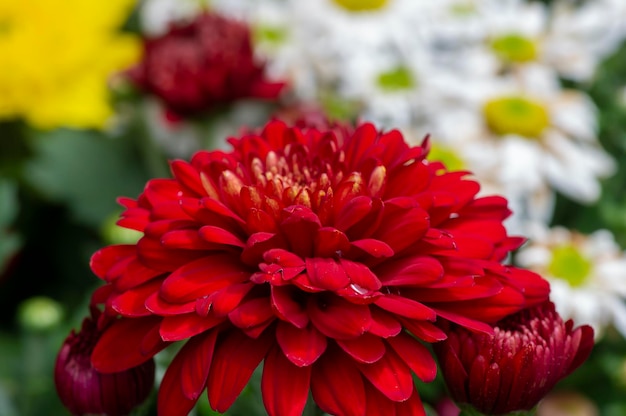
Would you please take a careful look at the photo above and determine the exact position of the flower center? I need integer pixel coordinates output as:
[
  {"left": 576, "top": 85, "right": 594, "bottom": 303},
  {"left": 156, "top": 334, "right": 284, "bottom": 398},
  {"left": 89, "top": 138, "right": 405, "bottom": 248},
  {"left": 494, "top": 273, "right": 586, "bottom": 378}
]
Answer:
[
  {"left": 450, "top": 2, "right": 476, "bottom": 16},
  {"left": 491, "top": 33, "right": 538, "bottom": 63},
  {"left": 332, "top": 0, "right": 389, "bottom": 12},
  {"left": 428, "top": 144, "right": 465, "bottom": 172},
  {"left": 483, "top": 96, "right": 550, "bottom": 138},
  {"left": 548, "top": 245, "right": 592, "bottom": 287},
  {"left": 376, "top": 66, "right": 414, "bottom": 91},
  {"left": 253, "top": 25, "right": 288, "bottom": 46}
]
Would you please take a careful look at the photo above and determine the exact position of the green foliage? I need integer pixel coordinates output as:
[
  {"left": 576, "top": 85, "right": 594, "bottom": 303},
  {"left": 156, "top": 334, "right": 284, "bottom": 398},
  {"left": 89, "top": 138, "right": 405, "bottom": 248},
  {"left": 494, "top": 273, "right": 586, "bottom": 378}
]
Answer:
[{"left": 24, "top": 129, "right": 148, "bottom": 227}]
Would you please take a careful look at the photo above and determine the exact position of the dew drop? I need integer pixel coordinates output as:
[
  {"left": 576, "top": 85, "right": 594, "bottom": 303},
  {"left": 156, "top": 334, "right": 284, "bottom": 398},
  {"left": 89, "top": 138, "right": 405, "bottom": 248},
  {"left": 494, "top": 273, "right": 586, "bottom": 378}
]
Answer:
[{"left": 350, "top": 283, "right": 369, "bottom": 295}]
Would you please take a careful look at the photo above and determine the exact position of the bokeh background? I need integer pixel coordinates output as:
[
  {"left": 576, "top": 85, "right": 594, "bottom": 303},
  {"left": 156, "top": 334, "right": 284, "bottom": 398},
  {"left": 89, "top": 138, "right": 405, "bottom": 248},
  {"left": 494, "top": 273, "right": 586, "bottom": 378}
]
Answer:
[{"left": 1, "top": 0, "right": 626, "bottom": 414}]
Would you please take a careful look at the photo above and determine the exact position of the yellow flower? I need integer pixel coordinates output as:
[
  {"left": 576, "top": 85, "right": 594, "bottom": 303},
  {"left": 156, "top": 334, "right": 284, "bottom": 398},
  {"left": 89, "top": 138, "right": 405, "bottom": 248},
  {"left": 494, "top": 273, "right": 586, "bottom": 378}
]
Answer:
[{"left": 0, "top": 0, "right": 140, "bottom": 129}]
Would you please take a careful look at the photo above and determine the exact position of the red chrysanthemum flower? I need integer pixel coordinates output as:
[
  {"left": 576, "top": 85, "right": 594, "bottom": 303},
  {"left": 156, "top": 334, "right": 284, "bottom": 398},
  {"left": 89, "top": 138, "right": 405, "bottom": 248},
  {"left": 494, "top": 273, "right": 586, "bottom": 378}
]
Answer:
[
  {"left": 55, "top": 308, "right": 155, "bottom": 416},
  {"left": 435, "top": 301, "right": 594, "bottom": 415},
  {"left": 85, "top": 120, "right": 549, "bottom": 416},
  {"left": 129, "top": 12, "right": 285, "bottom": 118}
]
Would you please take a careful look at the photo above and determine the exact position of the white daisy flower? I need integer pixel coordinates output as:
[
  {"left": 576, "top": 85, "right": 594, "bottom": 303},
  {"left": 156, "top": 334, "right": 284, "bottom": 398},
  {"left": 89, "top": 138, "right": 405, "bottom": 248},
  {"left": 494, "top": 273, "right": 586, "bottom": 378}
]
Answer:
[
  {"left": 279, "top": 0, "right": 461, "bottom": 129},
  {"left": 427, "top": 0, "right": 624, "bottom": 82},
  {"left": 516, "top": 224, "right": 626, "bottom": 340},
  {"left": 546, "top": 0, "right": 626, "bottom": 81},
  {"left": 431, "top": 65, "right": 615, "bottom": 204}
]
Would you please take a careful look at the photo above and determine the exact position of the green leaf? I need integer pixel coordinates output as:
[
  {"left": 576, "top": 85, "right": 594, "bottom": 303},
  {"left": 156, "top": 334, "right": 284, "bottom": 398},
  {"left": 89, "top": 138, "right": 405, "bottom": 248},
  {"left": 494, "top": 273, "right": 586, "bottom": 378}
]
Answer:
[
  {"left": 0, "top": 178, "right": 21, "bottom": 274},
  {"left": 24, "top": 129, "right": 148, "bottom": 227}
]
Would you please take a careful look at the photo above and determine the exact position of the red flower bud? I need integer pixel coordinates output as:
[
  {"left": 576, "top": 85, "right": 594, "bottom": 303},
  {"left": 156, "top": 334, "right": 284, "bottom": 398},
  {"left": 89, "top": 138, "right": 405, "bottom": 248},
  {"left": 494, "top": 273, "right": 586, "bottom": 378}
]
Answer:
[
  {"left": 54, "top": 309, "right": 155, "bottom": 415},
  {"left": 435, "top": 301, "right": 594, "bottom": 415},
  {"left": 129, "top": 12, "right": 285, "bottom": 117}
]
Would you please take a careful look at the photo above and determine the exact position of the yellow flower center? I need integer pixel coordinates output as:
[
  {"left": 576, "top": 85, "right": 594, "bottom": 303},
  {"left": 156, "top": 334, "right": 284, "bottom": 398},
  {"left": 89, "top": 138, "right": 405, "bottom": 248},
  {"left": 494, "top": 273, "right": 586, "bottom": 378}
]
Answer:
[
  {"left": 491, "top": 34, "right": 538, "bottom": 63},
  {"left": 450, "top": 2, "right": 476, "bottom": 16},
  {"left": 428, "top": 144, "right": 465, "bottom": 172},
  {"left": 548, "top": 245, "right": 592, "bottom": 287},
  {"left": 254, "top": 25, "right": 288, "bottom": 46},
  {"left": 377, "top": 66, "right": 414, "bottom": 91},
  {"left": 332, "top": 0, "right": 389, "bottom": 12},
  {"left": 483, "top": 96, "right": 550, "bottom": 138}
]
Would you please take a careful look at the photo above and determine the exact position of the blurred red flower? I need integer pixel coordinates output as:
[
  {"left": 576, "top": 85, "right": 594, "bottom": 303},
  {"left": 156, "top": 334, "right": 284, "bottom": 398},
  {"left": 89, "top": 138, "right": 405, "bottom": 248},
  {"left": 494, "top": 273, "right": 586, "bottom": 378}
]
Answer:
[
  {"left": 84, "top": 120, "right": 549, "bottom": 415},
  {"left": 129, "top": 12, "right": 285, "bottom": 118},
  {"left": 54, "top": 308, "right": 155, "bottom": 416},
  {"left": 435, "top": 301, "right": 594, "bottom": 415}
]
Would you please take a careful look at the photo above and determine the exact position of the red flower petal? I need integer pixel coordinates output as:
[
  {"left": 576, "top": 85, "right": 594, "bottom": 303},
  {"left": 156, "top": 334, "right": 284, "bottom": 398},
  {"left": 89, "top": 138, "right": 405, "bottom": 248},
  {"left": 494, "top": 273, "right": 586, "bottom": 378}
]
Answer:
[
  {"left": 408, "top": 275, "right": 503, "bottom": 303},
  {"left": 385, "top": 159, "right": 430, "bottom": 197},
  {"left": 92, "top": 317, "right": 167, "bottom": 373},
  {"left": 159, "top": 313, "right": 224, "bottom": 341},
  {"left": 395, "top": 389, "right": 426, "bottom": 416},
  {"left": 170, "top": 160, "right": 206, "bottom": 197},
  {"left": 437, "top": 284, "right": 527, "bottom": 323},
  {"left": 246, "top": 207, "right": 279, "bottom": 233},
  {"left": 374, "top": 204, "right": 430, "bottom": 253},
  {"left": 569, "top": 325, "right": 594, "bottom": 373},
  {"left": 386, "top": 332, "right": 437, "bottom": 382},
  {"left": 311, "top": 349, "right": 366, "bottom": 416},
  {"left": 357, "top": 347, "right": 414, "bottom": 402},
  {"left": 377, "top": 256, "right": 443, "bottom": 287},
  {"left": 305, "top": 257, "right": 350, "bottom": 291},
  {"left": 161, "top": 229, "right": 217, "bottom": 250},
  {"left": 350, "top": 238, "right": 394, "bottom": 258},
  {"left": 160, "top": 254, "right": 250, "bottom": 303},
  {"left": 90, "top": 245, "right": 135, "bottom": 280},
  {"left": 207, "top": 330, "right": 273, "bottom": 412},
  {"left": 269, "top": 285, "right": 308, "bottom": 329},
  {"left": 229, "top": 297, "right": 275, "bottom": 329},
  {"left": 241, "top": 232, "right": 287, "bottom": 266},
  {"left": 111, "top": 279, "right": 162, "bottom": 317},
  {"left": 261, "top": 346, "right": 311, "bottom": 416},
  {"left": 145, "top": 293, "right": 195, "bottom": 316},
  {"left": 365, "top": 382, "right": 397, "bottom": 416},
  {"left": 375, "top": 295, "right": 436, "bottom": 321},
  {"left": 343, "top": 123, "right": 378, "bottom": 172},
  {"left": 434, "top": 309, "right": 494, "bottom": 334},
  {"left": 400, "top": 319, "right": 448, "bottom": 343},
  {"left": 113, "top": 258, "right": 162, "bottom": 292},
  {"left": 157, "top": 336, "right": 211, "bottom": 416},
  {"left": 201, "top": 197, "right": 246, "bottom": 225},
  {"left": 369, "top": 308, "right": 402, "bottom": 338},
  {"left": 263, "top": 248, "right": 305, "bottom": 268},
  {"left": 308, "top": 294, "right": 372, "bottom": 339},
  {"left": 179, "top": 332, "right": 218, "bottom": 401},
  {"left": 198, "top": 225, "right": 245, "bottom": 247},
  {"left": 335, "top": 195, "right": 373, "bottom": 232},
  {"left": 143, "top": 219, "right": 197, "bottom": 239},
  {"left": 314, "top": 227, "right": 351, "bottom": 258},
  {"left": 337, "top": 333, "right": 386, "bottom": 364},
  {"left": 280, "top": 206, "right": 321, "bottom": 258},
  {"left": 208, "top": 282, "right": 254, "bottom": 316},
  {"left": 276, "top": 321, "right": 327, "bottom": 367},
  {"left": 137, "top": 236, "right": 205, "bottom": 272},
  {"left": 340, "top": 259, "right": 382, "bottom": 292}
]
